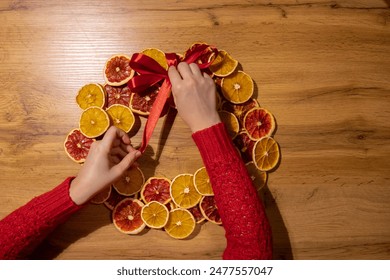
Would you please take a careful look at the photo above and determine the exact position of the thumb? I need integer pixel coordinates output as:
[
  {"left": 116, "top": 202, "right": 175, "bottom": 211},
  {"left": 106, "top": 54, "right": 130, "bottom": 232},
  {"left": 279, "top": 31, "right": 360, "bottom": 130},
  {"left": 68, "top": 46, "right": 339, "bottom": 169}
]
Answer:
[{"left": 109, "top": 150, "right": 142, "bottom": 181}]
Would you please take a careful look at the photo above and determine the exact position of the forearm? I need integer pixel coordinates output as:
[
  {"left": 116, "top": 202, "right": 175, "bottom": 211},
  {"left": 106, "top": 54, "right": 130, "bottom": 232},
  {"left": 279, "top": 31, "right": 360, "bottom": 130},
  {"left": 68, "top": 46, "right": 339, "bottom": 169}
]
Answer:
[
  {"left": 193, "top": 122, "right": 272, "bottom": 259},
  {"left": 0, "top": 177, "right": 83, "bottom": 259}
]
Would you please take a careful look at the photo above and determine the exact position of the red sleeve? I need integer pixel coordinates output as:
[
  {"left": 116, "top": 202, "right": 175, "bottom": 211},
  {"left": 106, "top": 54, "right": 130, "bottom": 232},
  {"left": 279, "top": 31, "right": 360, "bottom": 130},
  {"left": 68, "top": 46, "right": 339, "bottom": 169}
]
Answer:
[
  {"left": 0, "top": 177, "right": 83, "bottom": 259},
  {"left": 192, "top": 123, "right": 273, "bottom": 259}
]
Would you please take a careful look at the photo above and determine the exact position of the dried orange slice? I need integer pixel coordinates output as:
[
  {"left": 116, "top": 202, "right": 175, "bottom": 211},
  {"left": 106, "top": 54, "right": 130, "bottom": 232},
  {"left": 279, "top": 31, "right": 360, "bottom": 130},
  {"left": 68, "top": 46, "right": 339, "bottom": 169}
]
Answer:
[
  {"left": 221, "top": 70, "right": 254, "bottom": 104},
  {"left": 76, "top": 83, "right": 105, "bottom": 110},
  {"left": 113, "top": 166, "right": 145, "bottom": 196},
  {"left": 141, "top": 201, "right": 169, "bottom": 229},
  {"left": 64, "top": 129, "right": 95, "bottom": 163},
  {"left": 209, "top": 50, "right": 238, "bottom": 77},
  {"left": 170, "top": 174, "right": 202, "bottom": 209},
  {"left": 199, "top": 196, "right": 222, "bottom": 225},
  {"left": 252, "top": 136, "right": 280, "bottom": 171},
  {"left": 243, "top": 107, "right": 275, "bottom": 141},
  {"left": 104, "top": 84, "right": 132, "bottom": 107},
  {"left": 221, "top": 98, "right": 259, "bottom": 125},
  {"left": 104, "top": 54, "right": 134, "bottom": 86},
  {"left": 245, "top": 161, "right": 267, "bottom": 191},
  {"left": 218, "top": 110, "right": 240, "bottom": 139},
  {"left": 188, "top": 204, "right": 206, "bottom": 224},
  {"left": 233, "top": 131, "right": 256, "bottom": 163},
  {"left": 193, "top": 167, "right": 213, "bottom": 196},
  {"left": 79, "top": 106, "right": 110, "bottom": 138},
  {"left": 141, "top": 177, "right": 172, "bottom": 205},
  {"left": 112, "top": 198, "right": 145, "bottom": 234},
  {"left": 90, "top": 186, "right": 112, "bottom": 204},
  {"left": 129, "top": 85, "right": 159, "bottom": 116},
  {"left": 164, "top": 208, "right": 195, "bottom": 239},
  {"left": 106, "top": 104, "right": 135, "bottom": 133},
  {"left": 141, "top": 48, "right": 168, "bottom": 70}
]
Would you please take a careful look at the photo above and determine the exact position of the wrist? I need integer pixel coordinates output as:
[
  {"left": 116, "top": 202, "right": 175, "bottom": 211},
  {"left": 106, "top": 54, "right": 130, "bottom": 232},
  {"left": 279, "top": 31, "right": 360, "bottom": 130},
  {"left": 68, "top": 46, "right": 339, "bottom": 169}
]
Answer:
[
  {"left": 69, "top": 177, "right": 91, "bottom": 205},
  {"left": 190, "top": 114, "right": 221, "bottom": 133}
]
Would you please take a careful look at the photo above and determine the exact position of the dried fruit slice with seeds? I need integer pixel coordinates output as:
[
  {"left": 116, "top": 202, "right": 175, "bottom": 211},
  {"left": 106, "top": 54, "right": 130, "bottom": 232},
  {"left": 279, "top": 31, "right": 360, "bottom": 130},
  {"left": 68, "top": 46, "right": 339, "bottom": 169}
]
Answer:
[
  {"left": 129, "top": 85, "right": 159, "bottom": 116},
  {"left": 193, "top": 167, "right": 213, "bottom": 196},
  {"left": 79, "top": 106, "right": 110, "bottom": 138},
  {"left": 233, "top": 131, "right": 256, "bottom": 163},
  {"left": 243, "top": 107, "right": 275, "bottom": 141},
  {"left": 64, "top": 128, "right": 95, "bottom": 163},
  {"left": 106, "top": 104, "right": 135, "bottom": 133},
  {"left": 141, "top": 201, "right": 169, "bottom": 229},
  {"left": 90, "top": 186, "right": 112, "bottom": 204},
  {"left": 188, "top": 204, "right": 206, "bottom": 224},
  {"left": 218, "top": 110, "right": 240, "bottom": 139},
  {"left": 252, "top": 136, "right": 280, "bottom": 171},
  {"left": 245, "top": 161, "right": 268, "bottom": 191},
  {"left": 104, "top": 187, "right": 127, "bottom": 210},
  {"left": 104, "top": 84, "right": 132, "bottom": 107},
  {"left": 221, "top": 70, "right": 254, "bottom": 104},
  {"left": 112, "top": 198, "right": 145, "bottom": 234},
  {"left": 104, "top": 54, "right": 134, "bottom": 86},
  {"left": 141, "top": 177, "right": 172, "bottom": 205},
  {"left": 199, "top": 196, "right": 222, "bottom": 225},
  {"left": 209, "top": 49, "right": 238, "bottom": 77},
  {"left": 170, "top": 174, "right": 202, "bottom": 209},
  {"left": 76, "top": 83, "right": 105, "bottom": 110},
  {"left": 113, "top": 166, "right": 145, "bottom": 196},
  {"left": 164, "top": 208, "right": 195, "bottom": 239},
  {"left": 221, "top": 98, "right": 259, "bottom": 125}
]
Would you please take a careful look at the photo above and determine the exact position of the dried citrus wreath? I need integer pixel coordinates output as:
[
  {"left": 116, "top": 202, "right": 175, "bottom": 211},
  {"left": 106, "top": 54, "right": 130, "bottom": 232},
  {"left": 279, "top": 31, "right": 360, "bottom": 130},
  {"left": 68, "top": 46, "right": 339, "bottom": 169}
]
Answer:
[{"left": 64, "top": 42, "right": 280, "bottom": 239}]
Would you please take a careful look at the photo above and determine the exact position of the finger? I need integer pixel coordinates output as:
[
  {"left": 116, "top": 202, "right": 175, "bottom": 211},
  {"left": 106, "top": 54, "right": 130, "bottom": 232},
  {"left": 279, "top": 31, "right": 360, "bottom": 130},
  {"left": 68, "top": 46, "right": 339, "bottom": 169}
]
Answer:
[
  {"left": 189, "top": 63, "right": 202, "bottom": 77},
  {"left": 176, "top": 62, "right": 193, "bottom": 79},
  {"left": 168, "top": 66, "right": 182, "bottom": 85},
  {"left": 101, "top": 126, "right": 128, "bottom": 151},
  {"left": 111, "top": 147, "right": 128, "bottom": 159},
  {"left": 109, "top": 150, "right": 142, "bottom": 181}
]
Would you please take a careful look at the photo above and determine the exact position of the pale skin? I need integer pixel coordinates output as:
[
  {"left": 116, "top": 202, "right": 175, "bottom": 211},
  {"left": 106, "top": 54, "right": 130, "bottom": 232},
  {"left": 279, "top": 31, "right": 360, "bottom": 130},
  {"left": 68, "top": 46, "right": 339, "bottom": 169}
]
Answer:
[{"left": 69, "top": 62, "right": 220, "bottom": 205}]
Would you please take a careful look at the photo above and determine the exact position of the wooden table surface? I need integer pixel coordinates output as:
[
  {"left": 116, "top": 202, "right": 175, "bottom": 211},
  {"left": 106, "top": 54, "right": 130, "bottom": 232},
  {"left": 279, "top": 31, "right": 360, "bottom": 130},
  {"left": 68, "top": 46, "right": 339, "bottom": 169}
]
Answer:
[{"left": 1, "top": 0, "right": 389, "bottom": 260}]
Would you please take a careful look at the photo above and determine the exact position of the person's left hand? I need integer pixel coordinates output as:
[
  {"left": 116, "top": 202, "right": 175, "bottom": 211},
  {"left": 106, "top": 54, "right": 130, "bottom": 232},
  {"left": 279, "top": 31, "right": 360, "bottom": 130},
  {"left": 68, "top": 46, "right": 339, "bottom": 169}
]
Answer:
[{"left": 69, "top": 126, "right": 141, "bottom": 205}]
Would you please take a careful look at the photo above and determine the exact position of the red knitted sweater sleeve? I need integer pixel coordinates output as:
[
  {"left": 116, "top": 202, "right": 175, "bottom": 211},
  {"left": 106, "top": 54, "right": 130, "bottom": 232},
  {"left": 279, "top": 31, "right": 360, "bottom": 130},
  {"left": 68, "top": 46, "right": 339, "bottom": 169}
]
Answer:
[
  {"left": 192, "top": 123, "right": 272, "bottom": 259},
  {"left": 0, "top": 177, "right": 83, "bottom": 259}
]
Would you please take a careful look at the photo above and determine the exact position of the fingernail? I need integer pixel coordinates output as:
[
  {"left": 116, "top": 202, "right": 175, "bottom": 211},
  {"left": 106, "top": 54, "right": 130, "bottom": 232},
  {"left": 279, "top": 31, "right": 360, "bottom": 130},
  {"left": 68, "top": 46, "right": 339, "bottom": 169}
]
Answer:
[{"left": 135, "top": 151, "right": 142, "bottom": 157}]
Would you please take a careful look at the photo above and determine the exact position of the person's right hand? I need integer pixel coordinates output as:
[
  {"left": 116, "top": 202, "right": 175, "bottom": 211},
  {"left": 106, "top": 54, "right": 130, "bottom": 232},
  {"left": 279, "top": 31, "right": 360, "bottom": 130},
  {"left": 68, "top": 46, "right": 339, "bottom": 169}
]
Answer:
[{"left": 168, "top": 62, "right": 221, "bottom": 133}]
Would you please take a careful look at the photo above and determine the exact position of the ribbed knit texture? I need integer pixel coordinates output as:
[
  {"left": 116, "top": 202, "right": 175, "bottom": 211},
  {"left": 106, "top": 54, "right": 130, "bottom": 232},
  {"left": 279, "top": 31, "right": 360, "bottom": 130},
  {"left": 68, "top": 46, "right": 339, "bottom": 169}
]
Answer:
[
  {"left": 192, "top": 122, "right": 273, "bottom": 259},
  {"left": 0, "top": 177, "right": 82, "bottom": 259}
]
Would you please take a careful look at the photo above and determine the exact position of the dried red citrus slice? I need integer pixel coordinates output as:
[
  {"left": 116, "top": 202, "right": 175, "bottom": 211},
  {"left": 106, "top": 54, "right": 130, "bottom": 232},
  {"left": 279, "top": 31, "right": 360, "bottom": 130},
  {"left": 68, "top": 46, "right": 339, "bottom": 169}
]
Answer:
[
  {"left": 112, "top": 198, "right": 145, "bottom": 234},
  {"left": 113, "top": 166, "right": 145, "bottom": 196},
  {"left": 233, "top": 131, "right": 256, "bottom": 163},
  {"left": 253, "top": 136, "right": 280, "bottom": 172},
  {"left": 164, "top": 208, "right": 196, "bottom": 239},
  {"left": 79, "top": 106, "right": 110, "bottom": 138},
  {"left": 218, "top": 110, "right": 240, "bottom": 139},
  {"left": 193, "top": 167, "right": 213, "bottom": 196},
  {"left": 104, "top": 187, "right": 127, "bottom": 211},
  {"left": 221, "top": 70, "right": 254, "bottom": 104},
  {"left": 90, "top": 186, "right": 112, "bottom": 204},
  {"left": 221, "top": 98, "right": 259, "bottom": 125},
  {"left": 141, "top": 48, "right": 168, "bottom": 70},
  {"left": 245, "top": 161, "right": 268, "bottom": 191},
  {"left": 188, "top": 204, "right": 206, "bottom": 224},
  {"left": 184, "top": 42, "right": 215, "bottom": 65},
  {"left": 64, "top": 128, "right": 95, "bottom": 163},
  {"left": 106, "top": 104, "right": 135, "bottom": 133},
  {"left": 199, "top": 196, "right": 222, "bottom": 225},
  {"left": 76, "top": 83, "right": 105, "bottom": 110},
  {"left": 243, "top": 107, "right": 276, "bottom": 141},
  {"left": 104, "top": 84, "right": 132, "bottom": 107},
  {"left": 209, "top": 50, "right": 238, "bottom": 77},
  {"left": 104, "top": 54, "right": 134, "bottom": 86},
  {"left": 170, "top": 174, "right": 202, "bottom": 209},
  {"left": 141, "top": 201, "right": 169, "bottom": 229},
  {"left": 141, "top": 177, "right": 172, "bottom": 205},
  {"left": 129, "top": 85, "right": 159, "bottom": 116}
]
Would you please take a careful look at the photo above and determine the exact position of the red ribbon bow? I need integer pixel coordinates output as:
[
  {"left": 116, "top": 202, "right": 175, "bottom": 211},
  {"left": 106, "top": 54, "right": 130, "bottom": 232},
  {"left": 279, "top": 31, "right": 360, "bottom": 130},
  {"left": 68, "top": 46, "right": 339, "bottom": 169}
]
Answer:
[{"left": 128, "top": 44, "right": 218, "bottom": 153}]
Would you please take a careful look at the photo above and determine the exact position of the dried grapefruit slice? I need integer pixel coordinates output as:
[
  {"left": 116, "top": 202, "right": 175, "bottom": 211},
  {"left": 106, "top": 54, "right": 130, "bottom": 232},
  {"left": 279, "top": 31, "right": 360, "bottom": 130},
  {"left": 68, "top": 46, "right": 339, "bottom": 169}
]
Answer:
[
  {"left": 209, "top": 50, "right": 238, "bottom": 77},
  {"left": 112, "top": 198, "right": 145, "bottom": 234},
  {"left": 113, "top": 166, "right": 145, "bottom": 196},
  {"left": 170, "top": 174, "right": 202, "bottom": 209},
  {"left": 164, "top": 208, "right": 195, "bottom": 239},
  {"left": 104, "top": 187, "right": 127, "bottom": 210},
  {"left": 104, "top": 84, "right": 132, "bottom": 107},
  {"left": 221, "top": 70, "right": 254, "bottom": 104},
  {"left": 193, "top": 167, "right": 213, "bottom": 196},
  {"left": 141, "top": 177, "right": 172, "bottom": 205},
  {"left": 252, "top": 136, "right": 280, "bottom": 171},
  {"left": 199, "top": 196, "right": 222, "bottom": 225},
  {"left": 188, "top": 204, "right": 206, "bottom": 224},
  {"left": 76, "top": 83, "right": 105, "bottom": 110},
  {"left": 104, "top": 54, "right": 134, "bottom": 86},
  {"left": 90, "top": 186, "right": 112, "bottom": 204},
  {"left": 233, "top": 131, "right": 256, "bottom": 163},
  {"left": 184, "top": 42, "right": 214, "bottom": 65},
  {"left": 245, "top": 161, "right": 267, "bottom": 191},
  {"left": 79, "top": 106, "right": 110, "bottom": 138},
  {"left": 141, "top": 201, "right": 169, "bottom": 229},
  {"left": 64, "top": 128, "right": 95, "bottom": 163},
  {"left": 129, "top": 85, "right": 159, "bottom": 116},
  {"left": 106, "top": 104, "right": 135, "bottom": 133},
  {"left": 243, "top": 107, "right": 275, "bottom": 141},
  {"left": 141, "top": 48, "right": 168, "bottom": 70},
  {"left": 221, "top": 98, "right": 259, "bottom": 125},
  {"left": 218, "top": 110, "right": 240, "bottom": 139}
]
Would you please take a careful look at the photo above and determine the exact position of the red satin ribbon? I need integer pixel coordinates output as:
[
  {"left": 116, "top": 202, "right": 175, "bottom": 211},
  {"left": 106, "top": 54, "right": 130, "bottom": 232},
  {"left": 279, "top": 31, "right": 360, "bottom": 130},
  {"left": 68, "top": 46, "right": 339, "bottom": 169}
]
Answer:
[{"left": 128, "top": 44, "right": 218, "bottom": 153}]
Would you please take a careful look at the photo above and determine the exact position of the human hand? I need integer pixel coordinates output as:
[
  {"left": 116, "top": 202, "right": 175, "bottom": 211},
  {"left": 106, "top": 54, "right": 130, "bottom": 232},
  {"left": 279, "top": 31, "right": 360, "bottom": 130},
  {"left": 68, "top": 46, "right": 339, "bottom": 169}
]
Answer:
[
  {"left": 168, "top": 62, "right": 221, "bottom": 133},
  {"left": 69, "top": 126, "right": 141, "bottom": 205}
]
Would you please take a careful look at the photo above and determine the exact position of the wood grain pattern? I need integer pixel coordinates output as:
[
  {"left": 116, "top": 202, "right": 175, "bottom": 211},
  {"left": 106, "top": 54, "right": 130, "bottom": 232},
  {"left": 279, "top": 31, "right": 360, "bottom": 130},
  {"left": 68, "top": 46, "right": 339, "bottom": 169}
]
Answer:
[{"left": 1, "top": 0, "right": 389, "bottom": 259}]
